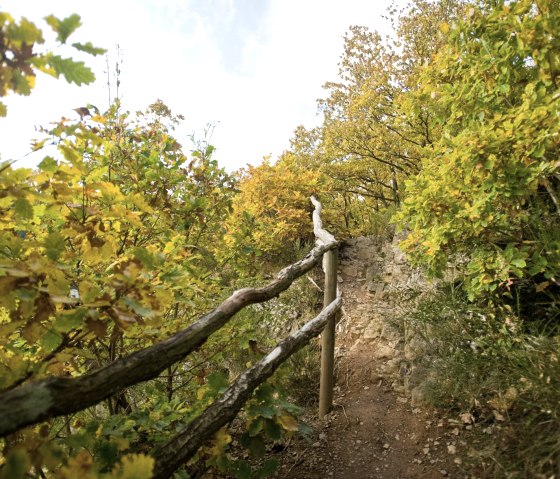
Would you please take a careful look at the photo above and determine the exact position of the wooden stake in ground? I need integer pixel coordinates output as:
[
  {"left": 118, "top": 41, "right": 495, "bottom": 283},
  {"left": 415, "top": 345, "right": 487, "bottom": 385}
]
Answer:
[
  {"left": 310, "top": 195, "right": 339, "bottom": 418},
  {"left": 319, "top": 248, "right": 338, "bottom": 418}
]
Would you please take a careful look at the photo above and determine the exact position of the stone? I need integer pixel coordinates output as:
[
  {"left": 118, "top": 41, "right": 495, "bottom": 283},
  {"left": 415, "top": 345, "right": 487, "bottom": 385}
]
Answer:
[
  {"left": 373, "top": 344, "right": 396, "bottom": 359},
  {"left": 340, "top": 264, "right": 360, "bottom": 277},
  {"left": 380, "top": 324, "right": 401, "bottom": 342},
  {"left": 404, "top": 335, "right": 427, "bottom": 360},
  {"left": 363, "top": 323, "right": 382, "bottom": 340},
  {"left": 411, "top": 384, "right": 430, "bottom": 407}
]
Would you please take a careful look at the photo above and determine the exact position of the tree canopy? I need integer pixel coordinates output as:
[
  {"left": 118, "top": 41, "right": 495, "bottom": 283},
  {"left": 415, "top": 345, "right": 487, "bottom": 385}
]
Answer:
[{"left": 1, "top": 0, "right": 560, "bottom": 477}]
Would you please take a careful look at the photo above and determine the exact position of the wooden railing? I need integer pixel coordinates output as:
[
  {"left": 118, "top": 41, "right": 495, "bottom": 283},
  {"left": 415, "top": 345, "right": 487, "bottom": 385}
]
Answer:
[{"left": 0, "top": 197, "right": 341, "bottom": 479}]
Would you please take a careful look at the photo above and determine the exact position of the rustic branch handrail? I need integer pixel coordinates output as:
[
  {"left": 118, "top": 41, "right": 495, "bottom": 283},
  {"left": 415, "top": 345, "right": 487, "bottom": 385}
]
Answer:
[
  {"left": 311, "top": 195, "right": 336, "bottom": 245},
  {"left": 0, "top": 198, "right": 338, "bottom": 438},
  {"left": 0, "top": 247, "right": 336, "bottom": 438},
  {"left": 153, "top": 295, "right": 342, "bottom": 479}
]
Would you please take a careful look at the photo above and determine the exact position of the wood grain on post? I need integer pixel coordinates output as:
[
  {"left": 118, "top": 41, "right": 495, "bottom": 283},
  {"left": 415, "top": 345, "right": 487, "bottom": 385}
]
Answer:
[
  {"left": 319, "top": 248, "right": 338, "bottom": 418},
  {"left": 310, "top": 196, "right": 339, "bottom": 418}
]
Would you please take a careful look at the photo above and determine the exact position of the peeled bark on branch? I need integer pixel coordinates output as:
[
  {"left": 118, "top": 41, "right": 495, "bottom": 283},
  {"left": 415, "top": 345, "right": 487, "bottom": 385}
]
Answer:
[
  {"left": 0, "top": 241, "right": 337, "bottom": 438},
  {"left": 311, "top": 195, "right": 336, "bottom": 245},
  {"left": 152, "top": 296, "right": 342, "bottom": 479}
]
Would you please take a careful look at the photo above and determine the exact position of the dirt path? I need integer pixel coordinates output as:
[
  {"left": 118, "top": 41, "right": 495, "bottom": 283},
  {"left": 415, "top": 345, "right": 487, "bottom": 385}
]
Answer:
[{"left": 275, "top": 236, "right": 468, "bottom": 479}]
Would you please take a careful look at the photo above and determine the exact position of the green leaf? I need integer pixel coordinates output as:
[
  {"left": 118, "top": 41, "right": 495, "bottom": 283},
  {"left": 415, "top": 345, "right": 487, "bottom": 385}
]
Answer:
[
  {"left": 95, "top": 440, "right": 119, "bottom": 469},
  {"left": 15, "top": 288, "right": 36, "bottom": 302},
  {"left": 240, "top": 433, "right": 266, "bottom": 458},
  {"left": 10, "top": 17, "right": 43, "bottom": 45},
  {"left": 0, "top": 102, "right": 7, "bottom": 117},
  {"left": 247, "top": 404, "right": 275, "bottom": 419},
  {"left": 44, "top": 232, "right": 66, "bottom": 260},
  {"left": 256, "top": 459, "right": 278, "bottom": 478},
  {"left": 298, "top": 421, "right": 312, "bottom": 437},
  {"left": 132, "top": 247, "right": 155, "bottom": 268},
  {"left": 44, "top": 14, "right": 82, "bottom": 43},
  {"left": 263, "top": 419, "right": 281, "bottom": 440},
  {"left": 47, "top": 55, "right": 95, "bottom": 85},
  {"left": 122, "top": 297, "right": 154, "bottom": 318},
  {"left": 54, "top": 309, "right": 87, "bottom": 333},
  {"left": 1, "top": 447, "right": 31, "bottom": 479},
  {"left": 532, "top": 143, "right": 546, "bottom": 158},
  {"left": 511, "top": 258, "right": 526, "bottom": 268},
  {"left": 38, "top": 156, "right": 58, "bottom": 172},
  {"left": 232, "top": 460, "right": 251, "bottom": 479},
  {"left": 247, "top": 418, "right": 263, "bottom": 436},
  {"left": 72, "top": 42, "right": 107, "bottom": 56},
  {"left": 11, "top": 71, "right": 33, "bottom": 96},
  {"left": 14, "top": 198, "right": 34, "bottom": 219},
  {"left": 39, "top": 329, "right": 63, "bottom": 352},
  {"left": 207, "top": 371, "right": 229, "bottom": 393}
]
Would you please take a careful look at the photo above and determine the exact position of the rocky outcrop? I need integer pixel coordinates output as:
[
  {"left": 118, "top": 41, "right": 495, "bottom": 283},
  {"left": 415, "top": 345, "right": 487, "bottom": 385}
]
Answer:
[{"left": 337, "top": 234, "right": 436, "bottom": 394}]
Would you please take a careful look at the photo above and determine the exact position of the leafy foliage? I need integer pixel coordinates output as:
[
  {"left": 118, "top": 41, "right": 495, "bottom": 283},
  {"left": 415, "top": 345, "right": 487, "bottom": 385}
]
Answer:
[
  {"left": 273, "top": 1, "right": 467, "bottom": 239},
  {"left": 0, "top": 9, "right": 320, "bottom": 473},
  {"left": 394, "top": 1, "right": 560, "bottom": 476},
  {"left": 397, "top": 0, "right": 560, "bottom": 308},
  {"left": 0, "top": 12, "right": 103, "bottom": 116},
  {"left": 224, "top": 153, "right": 321, "bottom": 270}
]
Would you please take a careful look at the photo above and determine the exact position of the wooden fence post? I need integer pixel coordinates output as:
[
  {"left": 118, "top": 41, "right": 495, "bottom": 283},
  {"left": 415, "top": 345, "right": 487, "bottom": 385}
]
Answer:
[
  {"left": 319, "top": 248, "right": 338, "bottom": 418},
  {"left": 310, "top": 195, "right": 339, "bottom": 418}
]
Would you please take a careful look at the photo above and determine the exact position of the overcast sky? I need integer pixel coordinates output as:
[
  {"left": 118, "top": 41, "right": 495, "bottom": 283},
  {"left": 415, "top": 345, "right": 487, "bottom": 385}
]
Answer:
[{"left": 1, "top": 0, "right": 395, "bottom": 171}]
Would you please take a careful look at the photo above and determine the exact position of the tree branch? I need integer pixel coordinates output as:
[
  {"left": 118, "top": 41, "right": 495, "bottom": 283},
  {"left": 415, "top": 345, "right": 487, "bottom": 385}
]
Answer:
[
  {"left": 0, "top": 240, "right": 337, "bottom": 437},
  {"left": 152, "top": 296, "right": 343, "bottom": 479}
]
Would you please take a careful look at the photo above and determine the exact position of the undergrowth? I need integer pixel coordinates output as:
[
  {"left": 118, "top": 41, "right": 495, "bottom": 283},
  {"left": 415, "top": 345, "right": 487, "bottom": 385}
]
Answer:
[{"left": 406, "top": 286, "right": 560, "bottom": 478}]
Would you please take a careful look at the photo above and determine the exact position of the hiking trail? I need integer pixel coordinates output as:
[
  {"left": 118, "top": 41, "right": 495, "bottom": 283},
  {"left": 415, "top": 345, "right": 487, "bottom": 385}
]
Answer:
[{"left": 276, "top": 235, "right": 470, "bottom": 479}]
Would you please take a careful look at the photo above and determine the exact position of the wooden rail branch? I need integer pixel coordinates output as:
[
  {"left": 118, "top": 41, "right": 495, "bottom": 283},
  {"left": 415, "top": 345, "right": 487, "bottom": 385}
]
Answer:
[
  {"left": 0, "top": 240, "right": 337, "bottom": 438},
  {"left": 152, "top": 296, "right": 343, "bottom": 479},
  {"left": 311, "top": 195, "right": 336, "bottom": 245}
]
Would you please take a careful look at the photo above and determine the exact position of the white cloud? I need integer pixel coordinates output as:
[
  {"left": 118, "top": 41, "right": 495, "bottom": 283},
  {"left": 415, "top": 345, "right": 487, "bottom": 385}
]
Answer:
[{"left": 1, "top": 0, "right": 396, "bottom": 170}]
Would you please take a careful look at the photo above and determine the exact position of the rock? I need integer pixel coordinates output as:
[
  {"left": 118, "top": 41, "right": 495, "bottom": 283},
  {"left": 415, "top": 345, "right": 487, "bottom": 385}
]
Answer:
[
  {"left": 363, "top": 323, "right": 382, "bottom": 340},
  {"left": 365, "top": 265, "right": 378, "bottom": 282},
  {"left": 384, "top": 357, "right": 401, "bottom": 373},
  {"left": 380, "top": 324, "right": 401, "bottom": 342},
  {"left": 411, "top": 384, "right": 430, "bottom": 407},
  {"left": 340, "top": 264, "right": 361, "bottom": 277},
  {"left": 391, "top": 380, "right": 405, "bottom": 393},
  {"left": 404, "top": 336, "right": 426, "bottom": 360},
  {"left": 373, "top": 344, "right": 396, "bottom": 359}
]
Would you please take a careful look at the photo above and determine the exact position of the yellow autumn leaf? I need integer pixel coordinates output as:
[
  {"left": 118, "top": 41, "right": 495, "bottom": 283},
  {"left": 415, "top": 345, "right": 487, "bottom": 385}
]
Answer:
[
  {"left": 59, "top": 450, "right": 96, "bottom": 479},
  {"left": 130, "top": 193, "right": 155, "bottom": 214},
  {"left": 106, "top": 454, "right": 154, "bottom": 479},
  {"left": 277, "top": 414, "right": 299, "bottom": 432},
  {"left": 196, "top": 385, "right": 209, "bottom": 400},
  {"left": 208, "top": 427, "right": 232, "bottom": 456}
]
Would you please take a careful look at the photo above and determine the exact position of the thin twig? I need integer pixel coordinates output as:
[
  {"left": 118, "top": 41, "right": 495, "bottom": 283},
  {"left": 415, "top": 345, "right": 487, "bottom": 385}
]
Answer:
[
  {"left": 542, "top": 178, "right": 560, "bottom": 215},
  {"left": 307, "top": 275, "right": 323, "bottom": 292},
  {"left": 333, "top": 401, "right": 350, "bottom": 428}
]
